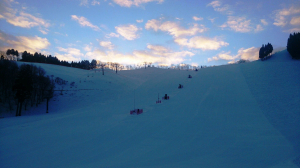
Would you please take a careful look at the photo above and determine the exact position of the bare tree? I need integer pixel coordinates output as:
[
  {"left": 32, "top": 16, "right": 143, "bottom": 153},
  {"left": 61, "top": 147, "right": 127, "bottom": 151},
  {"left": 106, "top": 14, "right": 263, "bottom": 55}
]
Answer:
[
  {"left": 143, "top": 62, "right": 147, "bottom": 69},
  {"left": 112, "top": 63, "right": 120, "bottom": 73},
  {"left": 98, "top": 62, "right": 106, "bottom": 75}
]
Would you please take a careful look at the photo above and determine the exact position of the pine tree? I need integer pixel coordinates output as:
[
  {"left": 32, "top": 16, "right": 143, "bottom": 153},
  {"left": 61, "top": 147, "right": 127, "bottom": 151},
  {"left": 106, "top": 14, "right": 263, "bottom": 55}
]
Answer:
[
  {"left": 287, "top": 32, "right": 300, "bottom": 59},
  {"left": 259, "top": 43, "right": 273, "bottom": 60},
  {"left": 259, "top": 45, "right": 264, "bottom": 59}
]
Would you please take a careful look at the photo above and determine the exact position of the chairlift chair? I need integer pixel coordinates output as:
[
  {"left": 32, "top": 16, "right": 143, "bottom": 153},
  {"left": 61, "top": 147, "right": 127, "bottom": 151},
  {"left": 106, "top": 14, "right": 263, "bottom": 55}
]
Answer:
[
  {"left": 130, "top": 90, "right": 143, "bottom": 115},
  {"left": 130, "top": 109, "right": 143, "bottom": 115},
  {"left": 162, "top": 94, "right": 169, "bottom": 100}
]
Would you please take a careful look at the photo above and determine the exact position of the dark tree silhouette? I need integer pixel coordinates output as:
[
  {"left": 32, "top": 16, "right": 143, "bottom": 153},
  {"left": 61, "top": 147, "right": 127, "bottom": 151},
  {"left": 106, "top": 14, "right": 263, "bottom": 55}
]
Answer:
[
  {"left": 13, "top": 64, "right": 34, "bottom": 116},
  {"left": 98, "top": 62, "right": 106, "bottom": 75},
  {"left": 287, "top": 32, "right": 300, "bottom": 59},
  {"left": 143, "top": 62, "right": 148, "bottom": 69},
  {"left": 0, "top": 60, "right": 19, "bottom": 110},
  {"left": 91, "top": 59, "right": 97, "bottom": 69},
  {"left": 0, "top": 62, "right": 56, "bottom": 116},
  {"left": 112, "top": 63, "right": 120, "bottom": 73},
  {"left": 6, "top": 49, "right": 11, "bottom": 56},
  {"left": 259, "top": 43, "right": 273, "bottom": 60}
]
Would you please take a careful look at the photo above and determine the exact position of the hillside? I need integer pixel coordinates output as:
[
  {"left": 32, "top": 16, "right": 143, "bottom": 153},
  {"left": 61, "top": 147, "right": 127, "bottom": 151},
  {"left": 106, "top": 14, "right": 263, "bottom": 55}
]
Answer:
[{"left": 0, "top": 50, "right": 299, "bottom": 168}]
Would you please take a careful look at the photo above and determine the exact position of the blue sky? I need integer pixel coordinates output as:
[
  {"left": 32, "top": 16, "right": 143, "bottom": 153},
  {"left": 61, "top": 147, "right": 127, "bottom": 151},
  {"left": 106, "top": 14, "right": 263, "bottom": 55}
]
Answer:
[{"left": 0, "top": 0, "right": 299, "bottom": 66}]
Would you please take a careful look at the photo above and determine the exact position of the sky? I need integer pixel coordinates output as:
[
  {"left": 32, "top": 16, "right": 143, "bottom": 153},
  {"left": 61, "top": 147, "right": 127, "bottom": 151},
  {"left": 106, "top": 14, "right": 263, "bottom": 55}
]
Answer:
[{"left": 0, "top": 0, "right": 299, "bottom": 66}]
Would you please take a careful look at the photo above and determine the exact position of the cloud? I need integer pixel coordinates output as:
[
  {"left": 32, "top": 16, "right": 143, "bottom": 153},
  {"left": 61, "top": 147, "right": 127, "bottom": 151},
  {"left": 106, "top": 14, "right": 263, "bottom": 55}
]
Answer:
[
  {"left": 133, "top": 50, "right": 194, "bottom": 65},
  {"left": 145, "top": 19, "right": 207, "bottom": 37},
  {"left": 100, "top": 41, "right": 114, "bottom": 49},
  {"left": 84, "top": 44, "right": 194, "bottom": 65},
  {"left": 290, "top": 16, "right": 300, "bottom": 25},
  {"left": 238, "top": 47, "right": 260, "bottom": 61},
  {"left": 208, "top": 17, "right": 217, "bottom": 23},
  {"left": 115, "top": 24, "right": 141, "bottom": 40},
  {"left": 193, "top": 16, "right": 203, "bottom": 21},
  {"left": 254, "top": 24, "right": 263, "bottom": 32},
  {"left": 284, "top": 28, "right": 300, "bottom": 33},
  {"left": 0, "top": 3, "right": 50, "bottom": 34},
  {"left": 273, "top": 6, "right": 300, "bottom": 32},
  {"left": 91, "top": 0, "right": 100, "bottom": 5},
  {"left": 273, "top": 6, "right": 300, "bottom": 27},
  {"left": 84, "top": 44, "right": 92, "bottom": 52},
  {"left": 207, "top": 1, "right": 265, "bottom": 33},
  {"left": 71, "top": 15, "right": 100, "bottom": 31},
  {"left": 174, "top": 36, "right": 229, "bottom": 50},
  {"left": 261, "top": 19, "right": 268, "bottom": 25},
  {"left": 80, "top": 0, "right": 89, "bottom": 6},
  {"left": 136, "top": 19, "right": 143, "bottom": 23},
  {"left": 54, "top": 32, "right": 68, "bottom": 36},
  {"left": 220, "top": 16, "right": 252, "bottom": 32},
  {"left": 4, "top": 11, "right": 50, "bottom": 28},
  {"left": 207, "top": 1, "right": 233, "bottom": 15},
  {"left": 56, "top": 47, "right": 84, "bottom": 61},
  {"left": 210, "top": 51, "right": 237, "bottom": 61},
  {"left": 112, "top": 0, "right": 164, "bottom": 7},
  {"left": 0, "top": 30, "right": 50, "bottom": 53},
  {"left": 147, "top": 44, "right": 169, "bottom": 53},
  {"left": 208, "top": 47, "right": 259, "bottom": 62},
  {"left": 80, "top": 0, "right": 100, "bottom": 6},
  {"left": 106, "top": 32, "right": 120, "bottom": 38},
  {"left": 39, "top": 28, "right": 49, "bottom": 35}
]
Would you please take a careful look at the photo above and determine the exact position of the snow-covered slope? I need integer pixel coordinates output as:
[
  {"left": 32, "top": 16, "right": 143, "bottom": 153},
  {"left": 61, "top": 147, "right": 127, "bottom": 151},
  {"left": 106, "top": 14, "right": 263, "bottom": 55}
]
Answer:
[{"left": 1, "top": 50, "right": 299, "bottom": 168}]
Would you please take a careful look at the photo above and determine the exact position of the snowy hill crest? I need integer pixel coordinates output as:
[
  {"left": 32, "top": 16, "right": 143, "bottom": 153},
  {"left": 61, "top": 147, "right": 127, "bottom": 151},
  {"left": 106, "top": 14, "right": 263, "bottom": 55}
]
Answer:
[{"left": 1, "top": 50, "right": 299, "bottom": 168}]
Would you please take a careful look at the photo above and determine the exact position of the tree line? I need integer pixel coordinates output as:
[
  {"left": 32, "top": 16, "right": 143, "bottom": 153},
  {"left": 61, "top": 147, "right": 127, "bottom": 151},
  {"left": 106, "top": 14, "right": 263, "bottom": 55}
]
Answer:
[
  {"left": 287, "top": 32, "right": 300, "bottom": 59},
  {"left": 2, "top": 49, "right": 98, "bottom": 70},
  {"left": 22, "top": 51, "right": 98, "bottom": 70},
  {"left": 0, "top": 60, "right": 56, "bottom": 116}
]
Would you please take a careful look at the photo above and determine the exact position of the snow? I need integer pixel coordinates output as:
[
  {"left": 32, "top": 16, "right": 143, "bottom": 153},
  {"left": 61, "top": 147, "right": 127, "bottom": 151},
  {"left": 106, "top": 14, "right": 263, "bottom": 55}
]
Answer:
[{"left": 1, "top": 50, "right": 299, "bottom": 167}]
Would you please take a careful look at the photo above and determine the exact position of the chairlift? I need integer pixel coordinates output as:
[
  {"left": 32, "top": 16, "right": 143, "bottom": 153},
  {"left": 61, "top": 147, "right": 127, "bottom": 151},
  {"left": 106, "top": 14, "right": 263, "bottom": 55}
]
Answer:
[
  {"left": 156, "top": 93, "right": 162, "bottom": 104},
  {"left": 130, "top": 109, "right": 143, "bottom": 115},
  {"left": 130, "top": 90, "right": 143, "bottom": 115},
  {"left": 162, "top": 94, "right": 169, "bottom": 100}
]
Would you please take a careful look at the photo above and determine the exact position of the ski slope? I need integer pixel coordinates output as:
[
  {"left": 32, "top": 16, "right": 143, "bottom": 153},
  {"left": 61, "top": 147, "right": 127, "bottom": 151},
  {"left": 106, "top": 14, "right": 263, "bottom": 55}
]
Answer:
[{"left": 1, "top": 50, "right": 300, "bottom": 168}]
